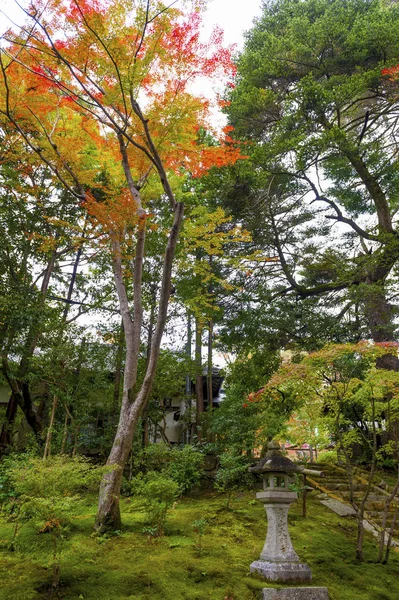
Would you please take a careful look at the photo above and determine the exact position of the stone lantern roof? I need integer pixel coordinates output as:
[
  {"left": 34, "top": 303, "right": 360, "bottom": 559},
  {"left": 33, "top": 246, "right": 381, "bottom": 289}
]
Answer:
[{"left": 249, "top": 441, "right": 303, "bottom": 474}]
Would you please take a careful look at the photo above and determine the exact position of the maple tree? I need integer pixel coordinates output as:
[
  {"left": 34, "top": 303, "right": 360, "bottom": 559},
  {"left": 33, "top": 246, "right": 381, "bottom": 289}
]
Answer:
[
  {"left": 255, "top": 342, "right": 399, "bottom": 562},
  {"left": 382, "top": 64, "right": 399, "bottom": 81},
  {"left": 0, "top": 0, "right": 242, "bottom": 531}
]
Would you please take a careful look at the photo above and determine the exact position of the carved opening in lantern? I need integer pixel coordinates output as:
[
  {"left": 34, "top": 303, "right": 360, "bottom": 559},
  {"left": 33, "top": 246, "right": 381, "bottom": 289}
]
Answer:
[{"left": 263, "top": 473, "right": 291, "bottom": 490}]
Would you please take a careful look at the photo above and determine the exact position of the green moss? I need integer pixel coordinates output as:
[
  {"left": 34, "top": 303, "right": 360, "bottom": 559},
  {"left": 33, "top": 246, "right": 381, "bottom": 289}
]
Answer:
[{"left": 0, "top": 492, "right": 398, "bottom": 599}]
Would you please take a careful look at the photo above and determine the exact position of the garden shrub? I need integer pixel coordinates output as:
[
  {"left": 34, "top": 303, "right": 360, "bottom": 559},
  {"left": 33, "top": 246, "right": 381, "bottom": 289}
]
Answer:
[
  {"left": 143, "top": 443, "right": 173, "bottom": 472},
  {"left": 0, "top": 452, "right": 30, "bottom": 505},
  {"left": 317, "top": 450, "right": 338, "bottom": 465},
  {"left": 0, "top": 454, "right": 104, "bottom": 590},
  {"left": 136, "top": 443, "right": 205, "bottom": 496},
  {"left": 169, "top": 445, "right": 204, "bottom": 495},
  {"left": 134, "top": 471, "right": 179, "bottom": 536},
  {"left": 214, "top": 453, "right": 253, "bottom": 508}
]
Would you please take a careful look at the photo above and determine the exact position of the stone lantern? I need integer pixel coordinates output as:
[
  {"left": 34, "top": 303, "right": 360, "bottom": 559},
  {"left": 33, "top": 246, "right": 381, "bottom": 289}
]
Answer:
[{"left": 249, "top": 441, "right": 312, "bottom": 583}]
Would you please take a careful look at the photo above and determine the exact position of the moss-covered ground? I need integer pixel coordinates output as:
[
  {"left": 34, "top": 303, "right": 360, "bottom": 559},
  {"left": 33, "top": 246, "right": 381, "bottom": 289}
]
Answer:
[{"left": 0, "top": 490, "right": 398, "bottom": 600}]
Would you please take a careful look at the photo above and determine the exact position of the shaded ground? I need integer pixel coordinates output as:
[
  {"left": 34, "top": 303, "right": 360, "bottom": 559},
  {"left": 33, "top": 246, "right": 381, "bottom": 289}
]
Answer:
[{"left": 0, "top": 491, "right": 398, "bottom": 600}]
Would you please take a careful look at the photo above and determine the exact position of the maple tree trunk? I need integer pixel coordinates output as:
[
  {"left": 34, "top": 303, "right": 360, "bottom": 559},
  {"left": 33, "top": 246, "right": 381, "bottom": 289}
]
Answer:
[
  {"left": 112, "top": 320, "right": 124, "bottom": 416},
  {"left": 142, "top": 286, "right": 157, "bottom": 447},
  {"left": 377, "top": 473, "right": 399, "bottom": 562},
  {"left": 353, "top": 399, "right": 377, "bottom": 562},
  {"left": 384, "top": 506, "right": 399, "bottom": 564},
  {"left": 95, "top": 203, "right": 184, "bottom": 533}
]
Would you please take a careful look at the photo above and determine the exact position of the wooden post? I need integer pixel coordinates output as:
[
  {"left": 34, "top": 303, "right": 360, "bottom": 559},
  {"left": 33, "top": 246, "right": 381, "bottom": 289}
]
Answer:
[
  {"left": 302, "top": 473, "right": 307, "bottom": 518},
  {"left": 301, "top": 468, "right": 324, "bottom": 519}
]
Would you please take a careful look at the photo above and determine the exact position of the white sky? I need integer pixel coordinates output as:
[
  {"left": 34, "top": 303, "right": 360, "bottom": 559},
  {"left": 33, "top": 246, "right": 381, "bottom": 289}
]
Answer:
[
  {"left": 0, "top": 0, "right": 262, "bottom": 46},
  {"left": 202, "top": 0, "right": 262, "bottom": 47}
]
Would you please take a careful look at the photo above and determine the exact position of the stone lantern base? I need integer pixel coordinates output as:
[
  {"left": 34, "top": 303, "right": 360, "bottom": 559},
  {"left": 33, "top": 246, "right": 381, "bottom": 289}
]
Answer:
[
  {"left": 262, "top": 587, "right": 329, "bottom": 600},
  {"left": 250, "top": 560, "right": 312, "bottom": 582}
]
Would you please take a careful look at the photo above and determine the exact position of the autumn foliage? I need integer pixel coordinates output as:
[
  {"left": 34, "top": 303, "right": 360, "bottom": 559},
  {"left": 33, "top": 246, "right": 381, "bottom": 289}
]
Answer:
[
  {"left": 382, "top": 64, "right": 399, "bottom": 80},
  {"left": 0, "top": 0, "right": 243, "bottom": 228}
]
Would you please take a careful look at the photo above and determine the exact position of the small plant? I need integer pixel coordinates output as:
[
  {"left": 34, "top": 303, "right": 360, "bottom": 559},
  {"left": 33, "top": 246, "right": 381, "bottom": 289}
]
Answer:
[
  {"left": 192, "top": 517, "right": 208, "bottom": 556},
  {"left": 142, "top": 525, "right": 161, "bottom": 540},
  {"left": 134, "top": 471, "right": 179, "bottom": 536}
]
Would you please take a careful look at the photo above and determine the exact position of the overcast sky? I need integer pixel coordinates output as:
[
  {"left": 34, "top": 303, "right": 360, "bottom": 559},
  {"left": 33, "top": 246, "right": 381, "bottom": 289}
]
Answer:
[
  {"left": 203, "top": 0, "right": 262, "bottom": 46},
  {"left": 0, "top": 0, "right": 263, "bottom": 46}
]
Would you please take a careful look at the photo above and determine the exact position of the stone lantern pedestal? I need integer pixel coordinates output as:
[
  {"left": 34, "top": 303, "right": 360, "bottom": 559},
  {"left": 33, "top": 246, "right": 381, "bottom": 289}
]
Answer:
[{"left": 249, "top": 441, "right": 311, "bottom": 583}]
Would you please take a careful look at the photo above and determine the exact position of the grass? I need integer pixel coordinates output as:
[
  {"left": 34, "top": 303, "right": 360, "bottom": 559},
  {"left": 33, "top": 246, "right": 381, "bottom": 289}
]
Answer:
[{"left": 0, "top": 490, "right": 398, "bottom": 600}]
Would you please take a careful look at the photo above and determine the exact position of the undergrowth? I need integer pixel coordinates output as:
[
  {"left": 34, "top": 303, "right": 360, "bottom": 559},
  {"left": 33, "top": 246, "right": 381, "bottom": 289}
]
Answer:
[{"left": 0, "top": 491, "right": 398, "bottom": 599}]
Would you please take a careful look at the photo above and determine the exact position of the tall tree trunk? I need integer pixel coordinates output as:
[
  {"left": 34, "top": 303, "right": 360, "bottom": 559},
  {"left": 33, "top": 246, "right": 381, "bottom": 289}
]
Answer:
[
  {"left": 62, "top": 242, "right": 84, "bottom": 322},
  {"left": 95, "top": 203, "right": 184, "bottom": 533},
  {"left": 72, "top": 424, "right": 80, "bottom": 457},
  {"left": 184, "top": 313, "right": 192, "bottom": 444},
  {"left": 207, "top": 320, "right": 214, "bottom": 443},
  {"left": 207, "top": 320, "right": 213, "bottom": 411},
  {"left": 207, "top": 255, "right": 214, "bottom": 413},
  {"left": 60, "top": 411, "right": 69, "bottom": 454},
  {"left": 43, "top": 394, "right": 58, "bottom": 459},
  {"left": 59, "top": 336, "right": 86, "bottom": 456},
  {"left": 195, "top": 318, "right": 204, "bottom": 441}
]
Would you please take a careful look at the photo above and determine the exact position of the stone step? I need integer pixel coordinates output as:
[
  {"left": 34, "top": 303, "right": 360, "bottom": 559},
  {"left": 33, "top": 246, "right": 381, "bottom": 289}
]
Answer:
[
  {"left": 319, "top": 498, "right": 356, "bottom": 517},
  {"left": 322, "top": 482, "right": 366, "bottom": 491},
  {"left": 340, "top": 491, "right": 387, "bottom": 501},
  {"left": 320, "top": 478, "right": 351, "bottom": 483},
  {"left": 306, "top": 462, "right": 337, "bottom": 471},
  {"left": 367, "top": 513, "right": 399, "bottom": 527},
  {"left": 366, "top": 514, "right": 399, "bottom": 532},
  {"left": 365, "top": 502, "right": 386, "bottom": 511},
  {"left": 306, "top": 464, "right": 341, "bottom": 473},
  {"left": 368, "top": 508, "right": 399, "bottom": 518},
  {"left": 311, "top": 465, "right": 399, "bottom": 546},
  {"left": 305, "top": 465, "right": 340, "bottom": 473}
]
